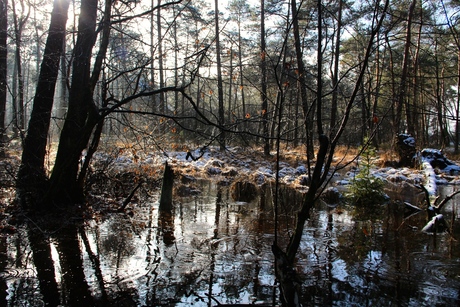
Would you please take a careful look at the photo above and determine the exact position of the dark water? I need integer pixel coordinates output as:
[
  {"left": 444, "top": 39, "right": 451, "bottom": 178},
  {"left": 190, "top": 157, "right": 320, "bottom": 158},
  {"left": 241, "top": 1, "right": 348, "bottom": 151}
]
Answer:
[{"left": 1, "top": 181, "right": 460, "bottom": 306}]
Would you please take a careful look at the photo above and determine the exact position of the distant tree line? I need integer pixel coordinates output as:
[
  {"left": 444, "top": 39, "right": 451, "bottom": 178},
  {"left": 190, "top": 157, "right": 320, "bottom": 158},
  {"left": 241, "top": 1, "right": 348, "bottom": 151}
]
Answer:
[{"left": 1, "top": 0, "right": 460, "bottom": 158}]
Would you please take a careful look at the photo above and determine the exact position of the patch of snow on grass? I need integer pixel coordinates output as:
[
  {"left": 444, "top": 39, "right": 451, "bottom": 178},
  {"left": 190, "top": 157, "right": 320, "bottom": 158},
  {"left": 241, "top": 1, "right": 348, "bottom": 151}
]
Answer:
[
  {"left": 278, "top": 167, "right": 296, "bottom": 178},
  {"left": 296, "top": 165, "right": 308, "bottom": 175},
  {"left": 386, "top": 173, "right": 408, "bottom": 183},
  {"left": 444, "top": 164, "right": 460, "bottom": 174},
  {"left": 399, "top": 133, "right": 415, "bottom": 147},
  {"left": 257, "top": 167, "right": 273, "bottom": 176}
]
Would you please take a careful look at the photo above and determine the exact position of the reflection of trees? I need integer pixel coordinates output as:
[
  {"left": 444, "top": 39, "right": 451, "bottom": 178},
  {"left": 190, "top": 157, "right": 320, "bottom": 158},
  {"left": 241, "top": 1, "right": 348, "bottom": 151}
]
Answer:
[
  {"left": 54, "top": 224, "right": 94, "bottom": 305},
  {"left": 79, "top": 227, "right": 108, "bottom": 301},
  {"left": 27, "top": 225, "right": 60, "bottom": 306},
  {"left": 25, "top": 220, "right": 107, "bottom": 306},
  {"left": 4, "top": 183, "right": 458, "bottom": 305},
  {"left": 158, "top": 209, "right": 175, "bottom": 246},
  {"left": 332, "top": 203, "right": 421, "bottom": 305},
  {"left": 100, "top": 216, "right": 136, "bottom": 269},
  {"left": 144, "top": 202, "right": 160, "bottom": 306},
  {"left": 0, "top": 234, "right": 7, "bottom": 304},
  {"left": 207, "top": 186, "right": 221, "bottom": 305},
  {"left": 207, "top": 186, "right": 275, "bottom": 304}
]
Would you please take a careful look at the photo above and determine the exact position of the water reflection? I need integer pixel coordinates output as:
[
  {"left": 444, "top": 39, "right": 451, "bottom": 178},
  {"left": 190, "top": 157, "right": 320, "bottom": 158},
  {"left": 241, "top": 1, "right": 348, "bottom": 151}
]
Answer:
[
  {"left": 27, "top": 225, "right": 60, "bottom": 306},
  {"left": 0, "top": 182, "right": 459, "bottom": 305}
]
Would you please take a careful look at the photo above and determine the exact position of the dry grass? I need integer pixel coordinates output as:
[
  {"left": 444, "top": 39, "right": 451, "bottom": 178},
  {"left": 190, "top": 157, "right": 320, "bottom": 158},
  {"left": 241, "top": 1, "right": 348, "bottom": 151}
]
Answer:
[
  {"left": 376, "top": 149, "right": 399, "bottom": 167},
  {"left": 333, "top": 145, "right": 360, "bottom": 164},
  {"left": 442, "top": 148, "right": 460, "bottom": 162}
]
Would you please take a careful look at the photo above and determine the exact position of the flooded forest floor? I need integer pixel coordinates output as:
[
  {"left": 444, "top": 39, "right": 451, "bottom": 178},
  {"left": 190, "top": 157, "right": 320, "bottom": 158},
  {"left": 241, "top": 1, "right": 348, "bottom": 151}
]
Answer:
[{"left": 1, "top": 144, "right": 460, "bottom": 306}]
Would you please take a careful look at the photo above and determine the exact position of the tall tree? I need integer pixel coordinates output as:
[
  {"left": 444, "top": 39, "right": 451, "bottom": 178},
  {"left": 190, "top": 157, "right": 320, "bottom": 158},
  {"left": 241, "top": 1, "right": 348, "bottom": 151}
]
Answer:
[
  {"left": 157, "top": 0, "right": 165, "bottom": 115},
  {"left": 330, "top": 0, "right": 342, "bottom": 134},
  {"left": 150, "top": 0, "right": 156, "bottom": 112},
  {"left": 17, "top": 0, "right": 196, "bottom": 208},
  {"left": 215, "top": 0, "right": 225, "bottom": 150},
  {"left": 0, "top": 0, "right": 6, "bottom": 156},
  {"left": 316, "top": 0, "right": 323, "bottom": 136},
  {"left": 408, "top": 4, "right": 423, "bottom": 139},
  {"left": 433, "top": 37, "right": 450, "bottom": 148},
  {"left": 16, "top": 0, "right": 71, "bottom": 202},
  {"left": 11, "top": 0, "right": 30, "bottom": 137},
  {"left": 394, "top": 0, "right": 416, "bottom": 136},
  {"left": 228, "top": 0, "right": 249, "bottom": 130},
  {"left": 274, "top": 2, "right": 390, "bottom": 302},
  {"left": 291, "top": 0, "right": 314, "bottom": 159},
  {"left": 260, "top": 0, "right": 270, "bottom": 155},
  {"left": 441, "top": 0, "right": 460, "bottom": 152},
  {"left": 47, "top": 0, "right": 111, "bottom": 204}
]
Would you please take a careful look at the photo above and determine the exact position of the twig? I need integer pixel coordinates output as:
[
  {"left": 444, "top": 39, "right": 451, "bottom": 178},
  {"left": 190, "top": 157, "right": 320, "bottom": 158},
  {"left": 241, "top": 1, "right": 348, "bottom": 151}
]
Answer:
[
  {"left": 118, "top": 181, "right": 143, "bottom": 211},
  {"left": 435, "top": 189, "right": 460, "bottom": 211},
  {"left": 416, "top": 184, "right": 431, "bottom": 208}
]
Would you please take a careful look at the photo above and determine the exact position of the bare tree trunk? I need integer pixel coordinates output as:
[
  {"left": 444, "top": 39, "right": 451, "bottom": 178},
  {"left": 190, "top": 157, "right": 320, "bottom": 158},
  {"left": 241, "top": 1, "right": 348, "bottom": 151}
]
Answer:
[
  {"left": 294, "top": 84, "right": 300, "bottom": 147},
  {"left": 227, "top": 47, "right": 233, "bottom": 125},
  {"left": 17, "top": 0, "right": 70, "bottom": 202},
  {"left": 441, "top": 1, "right": 460, "bottom": 152},
  {"left": 48, "top": 0, "right": 111, "bottom": 206},
  {"left": 237, "top": 21, "right": 246, "bottom": 131},
  {"left": 291, "top": 0, "right": 314, "bottom": 159},
  {"left": 435, "top": 53, "right": 449, "bottom": 148},
  {"left": 47, "top": 0, "right": 100, "bottom": 204},
  {"left": 384, "top": 32, "right": 396, "bottom": 142},
  {"left": 316, "top": 0, "right": 323, "bottom": 136},
  {"left": 150, "top": 0, "right": 155, "bottom": 112},
  {"left": 261, "top": 0, "right": 270, "bottom": 155},
  {"left": 11, "top": 0, "right": 28, "bottom": 137},
  {"left": 57, "top": 39, "right": 68, "bottom": 130},
  {"left": 359, "top": 59, "right": 369, "bottom": 141},
  {"left": 215, "top": 0, "right": 226, "bottom": 150},
  {"left": 371, "top": 31, "right": 382, "bottom": 147},
  {"left": 330, "top": 0, "right": 342, "bottom": 135},
  {"left": 173, "top": 5, "right": 179, "bottom": 113},
  {"left": 157, "top": 0, "right": 165, "bottom": 115},
  {"left": 456, "top": 46, "right": 460, "bottom": 153},
  {"left": 0, "top": 0, "right": 6, "bottom": 155},
  {"left": 408, "top": 8, "right": 423, "bottom": 138},
  {"left": 394, "top": 0, "right": 416, "bottom": 135},
  {"left": 282, "top": 0, "right": 389, "bottom": 273}
]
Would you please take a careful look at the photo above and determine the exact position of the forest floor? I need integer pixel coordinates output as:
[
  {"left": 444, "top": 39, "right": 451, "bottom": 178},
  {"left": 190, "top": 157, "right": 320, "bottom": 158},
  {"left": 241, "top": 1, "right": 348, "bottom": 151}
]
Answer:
[
  {"left": 84, "top": 142, "right": 460, "bottom": 210},
  {"left": 1, "top": 142, "right": 460, "bottom": 229}
]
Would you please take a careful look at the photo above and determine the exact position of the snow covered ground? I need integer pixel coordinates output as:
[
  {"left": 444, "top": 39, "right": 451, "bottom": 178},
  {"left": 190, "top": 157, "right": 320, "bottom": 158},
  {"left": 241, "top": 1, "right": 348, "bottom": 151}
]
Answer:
[{"left": 93, "top": 146, "right": 460, "bottom": 202}]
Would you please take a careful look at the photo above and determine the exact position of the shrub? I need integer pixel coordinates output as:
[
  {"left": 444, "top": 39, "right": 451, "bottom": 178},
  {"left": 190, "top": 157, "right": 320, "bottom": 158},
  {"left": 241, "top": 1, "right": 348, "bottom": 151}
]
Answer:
[{"left": 347, "top": 139, "right": 387, "bottom": 206}]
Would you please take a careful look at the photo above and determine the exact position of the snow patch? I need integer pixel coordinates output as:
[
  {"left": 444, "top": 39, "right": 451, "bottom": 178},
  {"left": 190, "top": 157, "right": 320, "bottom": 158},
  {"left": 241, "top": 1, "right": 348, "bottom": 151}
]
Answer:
[
  {"left": 295, "top": 165, "right": 308, "bottom": 175},
  {"left": 257, "top": 167, "right": 273, "bottom": 176},
  {"left": 401, "top": 134, "right": 416, "bottom": 147},
  {"left": 421, "top": 160, "right": 437, "bottom": 196}
]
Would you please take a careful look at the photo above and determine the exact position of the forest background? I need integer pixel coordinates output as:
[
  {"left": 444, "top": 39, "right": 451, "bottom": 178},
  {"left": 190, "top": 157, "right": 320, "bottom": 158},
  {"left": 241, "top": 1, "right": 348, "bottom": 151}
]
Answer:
[
  {"left": 3, "top": 0, "right": 460, "bottom": 200},
  {"left": 0, "top": 0, "right": 460, "bottom": 300}
]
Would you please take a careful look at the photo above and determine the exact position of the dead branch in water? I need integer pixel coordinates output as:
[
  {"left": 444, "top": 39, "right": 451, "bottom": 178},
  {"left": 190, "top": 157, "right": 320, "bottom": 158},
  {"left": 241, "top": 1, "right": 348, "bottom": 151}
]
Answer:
[{"left": 118, "top": 181, "right": 143, "bottom": 211}]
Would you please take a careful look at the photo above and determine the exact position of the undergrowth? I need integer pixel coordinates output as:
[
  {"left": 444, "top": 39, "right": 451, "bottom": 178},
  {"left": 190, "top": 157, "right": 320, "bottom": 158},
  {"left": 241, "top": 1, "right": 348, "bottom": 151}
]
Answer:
[{"left": 347, "top": 139, "right": 387, "bottom": 207}]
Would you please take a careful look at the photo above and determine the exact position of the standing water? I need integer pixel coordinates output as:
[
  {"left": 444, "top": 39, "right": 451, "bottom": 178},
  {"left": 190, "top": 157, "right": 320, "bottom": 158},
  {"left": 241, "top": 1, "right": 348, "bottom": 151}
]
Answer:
[{"left": 1, "top": 180, "right": 459, "bottom": 306}]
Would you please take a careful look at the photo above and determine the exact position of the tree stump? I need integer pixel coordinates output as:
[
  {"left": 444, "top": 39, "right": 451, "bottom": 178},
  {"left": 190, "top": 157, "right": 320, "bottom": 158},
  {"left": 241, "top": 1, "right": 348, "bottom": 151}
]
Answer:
[
  {"left": 395, "top": 133, "right": 416, "bottom": 167},
  {"left": 159, "top": 161, "right": 174, "bottom": 211}
]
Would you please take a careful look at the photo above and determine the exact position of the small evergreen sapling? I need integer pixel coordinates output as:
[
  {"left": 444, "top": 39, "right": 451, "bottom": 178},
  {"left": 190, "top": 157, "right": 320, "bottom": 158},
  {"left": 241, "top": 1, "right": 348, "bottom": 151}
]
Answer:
[{"left": 347, "top": 139, "right": 387, "bottom": 206}]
